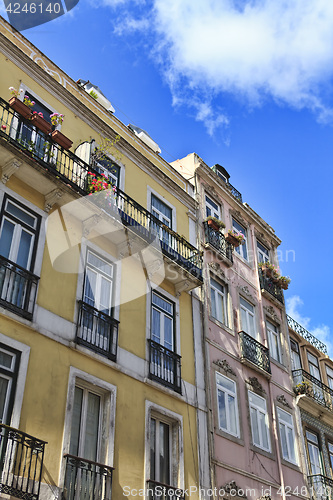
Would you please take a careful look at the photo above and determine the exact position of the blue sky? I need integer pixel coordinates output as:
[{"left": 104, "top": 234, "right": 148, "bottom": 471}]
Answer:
[{"left": 2, "top": 0, "right": 333, "bottom": 352}]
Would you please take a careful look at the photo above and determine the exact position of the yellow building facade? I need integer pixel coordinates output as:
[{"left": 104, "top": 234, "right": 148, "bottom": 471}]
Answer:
[{"left": 0, "top": 16, "right": 206, "bottom": 500}]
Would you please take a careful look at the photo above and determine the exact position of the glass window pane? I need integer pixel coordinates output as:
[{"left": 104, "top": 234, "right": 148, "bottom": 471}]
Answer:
[
  {"left": 0, "top": 376, "right": 10, "bottom": 423},
  {"left": 164, "top": 316, "right": 173, "bottom": 350},
  {"left": 88, "top": 252, "right": 112, "bottom": 277},
  {"left": 99, "top": 277, "right": 112, "bottom": 313},
  {"left": 16, "top": 230, "right": 33, "bottom": 269},
  {"left": 250, "top": 407, "right": 260, "bottom": 446},
  {"left": 84, "top": 392, "right": 100, "bottom": 462},
  {"left": 218, "top": 389, "right": 227, "bottom": 430},
  {"left": 228, "top": 394, "right": 237, "bottom": 435},
  {"left": 84, "top": 269, "right": 97, "bottom": 306},
  {"left": 249, "top": 391, "right": 266, "bottom": 410},
  {"left": 0, "top": 350, "right": 14, "bottom": 370},
  {"left": 260, "top": 412, "right": 269, "bottom": 449},
  {"left": 0, "top": 219, "right": 15, "bottom": 259},
  {"left": 152, "top": 293, "right": 173, "bottom": 315},
  {"left": 280, "top": 422, "right": 288, "bottom": 459},
  {"left": 278, "top": 408, "right": 293, "bottom": 426},
  {"left": 287, "top": 426, "right": 296, "bottom": 462},
  {"left": 69, "top": 387, "right": 83, "bottom": 457},
  {"left": 211, "top": 288, "right": 217, "bottom": 319},
  {"left": 159, "top": 422, "right": 170, "bottom": 485},
  {"left": 217, "top": 373, "right": 235, "bottom": 393},
  {"left": 6, "top": 201, "right": 36, "bottom": 228},
  {"left": 152, "top": 308, "right": 161, "bottom": 343},
  {"left": 150, "top": 418, "right": 156, "bottom": 480}
]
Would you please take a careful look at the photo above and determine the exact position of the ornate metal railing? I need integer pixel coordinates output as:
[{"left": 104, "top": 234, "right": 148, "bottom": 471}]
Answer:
[
  {"left": 76, "top": 301, "right": 119, "bottom": 361},
  {"left": 0, "top": 97, "right": 202, "bottom": 281},
  {"left": 63, "top": 454, "right": 113, "bottom": 500},
  {"left": 308, "top": 474, "right": 333, "bottom": 500},
  {"left": 0, "top": 255, "right": 39, "bottom": 320},
  {"left": 239, "top": 331, "right": 271, "bottom": 374},
  {"left": 148, "top": 340, "right": 182, "bottom": 393},
  {"left": 0, "top": 424, "right": 46, "bottom": 500},
  {"left": 203, "top": 222, "right": 233, "bottom": 262},
  {"left": 228, "top": 183, "right": 242, "bottom": 203},
  {"left": 258, "top": 267, "right": 284, "bottom": 304},
  {"left": 147, "top": 480, "right": 185, "bottom": 500},
  {"left": 292, "top": 369, "right": 333, "bottom": 410},
  {"left": 287, "top": 315, "right": 328, "bottom": 354}
]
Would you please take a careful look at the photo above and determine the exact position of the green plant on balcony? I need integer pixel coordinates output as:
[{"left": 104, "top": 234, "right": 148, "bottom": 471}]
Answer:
[
  {"left": 226, "top": 229, "right": 245, "bottom": 247},
  {"left": 87, "top": 171, "right": 116, "bottom": 208},
  {"left": 294, "top": 380, "right": 312, "bottom": 396},
  {"left": 9, "top": 87, "right": 35, "bottom": 108},
  {"left": 204, "top": 216, "right": 225, "bottom": 231},
  {"left": 279, "top": 275, "right": 291, "bottom": 290},
  {"left": 50, "top": 112, "right": 64, "bottom": 127}
]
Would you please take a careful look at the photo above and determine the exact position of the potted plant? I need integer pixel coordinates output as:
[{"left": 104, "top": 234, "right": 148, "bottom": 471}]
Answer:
[
  {"left": 50, "top": 113, "right": 73, "bottom": 150},
  {"left": 204, "top": 216, "right": 225, "bottom": 232},
  {"left": 294, "top": 380, "right": 312, "bottom": 396},
  {"left": 87, "top": 171, "right": 116, "bottom": 209},
  {"left": 279, "top": 275, "right": 291, "bottom": 290},
  {"left": 258, "top": 261, "right": 279, "bottom": 279},
  {"left": 225, "top": 229, "right": 245, "bottom": 247},
  {"left": 8, "top": 87, "right": 35, "bottom": 119},
  {"left": 31, "top": 111, "right": 52, "bottom": 134}
]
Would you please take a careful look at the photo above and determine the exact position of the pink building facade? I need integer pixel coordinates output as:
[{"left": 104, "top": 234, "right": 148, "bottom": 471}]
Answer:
[{"left": 172, "top": 153, "right": 307, "bottom": 500}]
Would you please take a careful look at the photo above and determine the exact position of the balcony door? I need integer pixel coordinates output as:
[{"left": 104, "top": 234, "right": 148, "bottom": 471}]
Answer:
[
  {"left": 307, "top": 352, "right": 324, "bottom": 403},
  {"left": 151, "top": 195, "right": 172, "bottom": 247},
  {"left": 306, "top": 430, "right": 324, "bottom": 477},
  {"left": 150, "top": 416, "right": 171, "bottom": 486}
]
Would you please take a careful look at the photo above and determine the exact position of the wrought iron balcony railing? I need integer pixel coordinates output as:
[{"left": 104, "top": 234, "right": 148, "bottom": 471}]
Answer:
[
  {"left": 0, "top": 97, "right": 202, "bottom": 281},
  {"left": 63, "top": 454, "right": 114, "bottom": 500},
  {"left": 148, "top": 340, "right": 182, "bottom": 393},
  {"left": 287, "top": 315, "right": 328, "bottom": 354},
  {"left": 308, "top": 474, "right": 333, "bottom": 500},
  {"left": 258, "top": 267, "right": 284, "bottom": 304},
  {"left": 292, "top": 369, "right": 333, "bottom": 410},
  {"left": 76, "top": 301, "right": 119, "bottom": 361},
  {"left": 147, "top": 480, "right": 185, "bottom": 500},
  {"left": 239, "top": 331, "right": 271, "bottom": 374},
  {"left": 203, "top": 222, "right": 233, "bottom": 262},
  {"left": 228, "top": 183, "right": 242, "bottom": 203},
  {"left": 0, "top": 424, "right": 46, "bottom": 500},
  {"left": 0, "top": 255, "right": 39, "bottom": 320}
]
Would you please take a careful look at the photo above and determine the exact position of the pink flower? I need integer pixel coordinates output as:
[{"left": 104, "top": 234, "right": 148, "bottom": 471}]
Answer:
[{"left": 1, "top": 125, "right": 6, "bottom": 130}]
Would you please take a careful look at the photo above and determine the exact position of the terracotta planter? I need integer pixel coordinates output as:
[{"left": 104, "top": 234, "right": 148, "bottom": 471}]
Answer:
[
  {"left": 206, "top": 219, "right": 220, "bottom": 232},
  {"left": 280, "top": 281, "right": 289, "bottom": 290},
  {"left": 31, "top": 114, "right": 52, "bottom": 134},
  {"left": 225, "top": 233, "right": 240, "bottom": 247},
  {"left": 9, "top": 97, "right": 32, "bottom": 119},
  {"left": 51, "top": 130, "right": 73, "bottom": 150},
  {"left": 260, "top": 265, "right": 274, "bottom": 278}
]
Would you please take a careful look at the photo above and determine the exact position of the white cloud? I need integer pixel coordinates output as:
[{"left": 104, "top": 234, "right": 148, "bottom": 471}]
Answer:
[
  {"left": 112, "top": 0, "right": 333, "bottom": 133},
  {"left": 286, "top": 295, "right": 333, "bottom": 357},
  {"left": 113, "top": 15, "right": 150, "bottom": 35}
]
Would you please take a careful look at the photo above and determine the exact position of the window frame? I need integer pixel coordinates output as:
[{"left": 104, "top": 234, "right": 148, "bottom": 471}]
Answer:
[
  {"left": 83, "top": 249, "right": 114, "bottom": 316},
  {"left": 205, "top": 195, "right": 221, "bottom": 220},
  {"left": 290, "top": 339, "right": 302, "bottom": 371},
  {"left": 305, "top": 429, "right": 324, "bottom": 476},
  {"left": 147, "top": 187, "right": 177, "bottom": 232},
  {"left": 210, "top": 277, "right": 228, "bottom": 326},
  {"left": 216, "top": 372, "right": 240, "bottom": 438},
  {"left": 239, "top": 296, "right": 257, "bottom": 339},
  {"left": 151, "top": 291, "right": 175, "bottom": 352},
  {"left": 0, "top": 343, "right": 21, "bottom": 425},
  {"left": 248, "top": 390, "right": 271, "bottom": 452},
  {"left": 266, "top": 320, "right": 282, "bottom": 364},
  {"left": 257, "top": 241, "right": 269, "bottom": 264},
  {"left": 277, "top": 407, "right": 298, "bottom": 464},
  {"left": 232, "top": 218, "right": 248, "bottom": 261}
]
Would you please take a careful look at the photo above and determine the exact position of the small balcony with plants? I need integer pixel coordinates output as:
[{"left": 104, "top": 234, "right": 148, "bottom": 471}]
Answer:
[
  {"left": 203, "top": 217, "right": 233, "bottom": 265},
  {"left": 292, "top": 369, "right": 333, "bottom": 413},
  {"left": 0, "top": 423, "right": 47, "bottom": 500},
  {"left": 0, "top": 93, "right": 203, "bottom": 293},
  {"left": 258, "top": 262, "right": 290, "bottom": 305},
  {"left": 239, "top": 331, "right": 271, "bottom": 375}
]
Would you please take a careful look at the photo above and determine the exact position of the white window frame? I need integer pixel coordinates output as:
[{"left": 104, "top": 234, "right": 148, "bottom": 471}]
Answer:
[
  {"left": 205, "top": 195, "right": 221, "bottom": 219},
  {"left": 257, "top": 241, "right": 269, "bottom": 264},
  {"left": 145, "top": 401, "right": 184, "bottom": 491},
  {"left": 327, "top": 366, "right": 333, "bottom": 391},
  {"left": 151, "top": 291, "right": 175, "bottom": 351},
  {"left": 60, "top": 367, "right": 117, "bottom": 488},
  {"left": 266, "top": 320, "right": 282, "bottom": 363},
  {"left": 248, "top": 390, "right": 271, "bottom": 452},
  {"left": 240, "top": 297, "right": 257, "bottom": 339},
  {"left": 277, "top": 407, "right": 297, "bottom": 464},
  {"left": 216, "top": 372, "right": 240, "bottom": 437},
  {"left": 83, "top": 249, "right": 114, "bottom": 315},
  {"left": 290, "top": 339, "right": 302, "bottom": 371},
  {"left": 147, "top": 187, "right": 177, "bottom": 231},
  {"left": 232, "top": 218, "right": 248, "bottom": 261},
  {"left": 210, "top": 278, "right": 227, "bottom": 326}
]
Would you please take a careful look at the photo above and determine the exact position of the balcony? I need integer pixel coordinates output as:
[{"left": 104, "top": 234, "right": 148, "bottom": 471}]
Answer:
[
  {"left": 239, "top": 331, "right": 271, "bottom": 375},
  {"left": 287, "top": 315, "right": 328, "bottom": 354},
  {"left": 0, "top": 255, "right": 39, "bottom": 320},
  {"left": 0, "top": 97, "right": 202, "bottom": 291},
  {"left": 293, "top": 369, "right": 333, "bottom": 411},
  {"left": 258, "top": 267, "right": 284, "bottom": 305},
  {"left": 76, "top": 301, "right": 119, "bottom": 361},
  {"left": 147, "top": 480, "right": 185, "bottom": 500},
  {"left": 148, "top": 340, "right": 182, "bottom": 393},
  {"left": 63, "top": 454, "right": 113, "bottom": 500},
  {"left": 203, "top": 221, "right": 233, "bottom": 264},
  {"left": 308, "top": 475, "right": 333, "bottom": 500},
  {"left": 0, "top": 424, "right": 46, "bottom": 500}
]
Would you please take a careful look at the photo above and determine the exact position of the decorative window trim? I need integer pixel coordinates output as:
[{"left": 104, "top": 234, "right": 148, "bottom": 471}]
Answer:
[
  {"left": 239, "top": 295, "right": 258, "bottom": 340},
  {"left": 216, "top": 371, "right": 240, "bottom": 438},
  {"left": 147, "top": 186, "right": 177, "bottom": 231},
  {"left": 246, "top": 377, "right": 266, "bottom": 395},
  {"left": 248, "top": 389, "right": 271, "bottom": 453},
  {"left": 59, "top": 367, "right": 117, "bottom": 488},
  {"left": 266, "top": 320, "right": 282, "bottom": 365},
  {"left": 276, "top": 406, "right": 298, "bottom": 465},
  {"left": 213, "top": 359, "right": 236, "bottom": 377},
  {"left": 144, "top": 400, "right": 184, "bottom": 490},
  {"left": 210, "top": 276, "right": 229, "bottom": 328},
  {"left": 204, "top": 193, "right": 222, "bottom": 220}
]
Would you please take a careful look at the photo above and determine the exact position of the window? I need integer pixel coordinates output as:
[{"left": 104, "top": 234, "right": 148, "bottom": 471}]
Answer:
[
  {"left": 210, "top": 278, "right": 227, "bottom": 325},
  {"left": 83, "top": 250, "right": 113, "bottom": 315},
  {"left": 306, "top": 431, "right": 323, "bottom": 476},
  {"left": 277, "top": 408, "right": 297, "bottom": 463},
  {"left": 205, "top": 195, "right": 221, "bottom": 219},
  {"left": 216, "top": 373, "right": 239, "bottom": 437},
  {"left": 233, "top": 219, "right": 248, "bottom": 260},
  {"left": 326, "top": 366, "right": 333, "bottom": 391},
  {"left": 0, "top": 344, "right": 20, "bottom": 425},
  {"left": 308, "top": 352, "right": 321, "bottom": 380},
  {"left": 0, "top": 196, "right": 40, "bottom": 271},
  {"left": 249, "top": 391, "right": 270, "bottom": 452},
  {"left": 290, "top": 340, "right": 301, "bottom": 371},
  {"left": 151, "top": 195, "right": 172, "bottom": 245},
  {"left": 94, "top": 156, "right": 120, "bottom": 187},
  {"left": 151, "top": 292, "right": 174, "bottom": 351},
  {"left": 257, "top": 242, "right": 269, "bottom": 264},
  {"left": 328, "top": 442, "right": 333, "bottom": 473},
  {"left": 266, "top": 321, "right": 281, "bottom": 363},
  {"left": 240, "top": 297, "right": 256, "bottom": 338},
  {"left": 150, "top": 416, "right": 171, "bottom": 485}
]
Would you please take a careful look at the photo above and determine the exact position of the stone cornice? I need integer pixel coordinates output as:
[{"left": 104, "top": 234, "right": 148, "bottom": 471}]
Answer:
[{"left": 0, "top": 25, "right": 197, "bottom": 213}]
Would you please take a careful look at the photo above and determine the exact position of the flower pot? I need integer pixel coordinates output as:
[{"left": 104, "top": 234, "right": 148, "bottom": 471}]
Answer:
[
  {"left": 31, "top": 114, "right": 52, "bottom": 134},
  {"left": 206, "top": 219, "right": 220, "bottom": 232},
  {"left": 51, "top": 130, "right": 73, "bottom": 150},
  {"left": 225, "top": 234, "right": 240, "bottom": 247},
  {"left": 280, "top": 281, "right": 289, "bottom": 290},
  {"left": 9, "top": 97, "right": 32, "bottom": 119}
]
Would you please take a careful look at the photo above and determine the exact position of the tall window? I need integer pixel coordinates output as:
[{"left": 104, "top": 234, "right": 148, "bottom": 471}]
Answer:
[
  {"left": 277, "top": 408, "right": 297, "bottom": 463},
  {"left": 328, "top": 442, "right": 333, "bottom": 474},
  {"left": 210, "top": 278, "right": 227, "bottom": 325},
  {"left": 150, "top": 416, "right": 171, "bottom": 485},
  {"left": 257, "top": 242, "right": 269, "bottom": 264},
  {"left": 83, "top": 251, "right": 113, "bottom": 315},
  {"left": 94, "top": 156, "right": 120, "bottom": 187},
  {"left": 266, "top": 321, "right": 281, "bottom": 363},
  {"left": 306, "top": 431, "right": 323, "bottom": 476},
  {"left": 151, "top": 292, "right": 174, "bottom": 351},
  {"left": 249, "top": 391, "right": 270, "bottom": 452},
  {"left": 0, "top": 196, "right": 40, "bottom": 271},
  {"left": 216, "top": 373, "right": 239, "bottom": 437},
  {"left": 327, "top": 366, "right": 333, "bottom": 391},
  {"left": 151, "top": 195, "right": 172, "bottom": 245},
  {"left": 290, "top": 339, "right": 301, "bottom": 371},
  {"left": 205, "top": 195, "right": 221, "bottom": 219},
  {"left": 240, "top": 297, "right": 256, "bottom": 338},
  {"left": 308, "top": 352, "right": 321, "bottom": 380},
  {"left": 0, "top": 344, "right": 20, "bottom": 425},
  {"left": 233, "top": 219, "right": 248, "bottom": 260}
]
